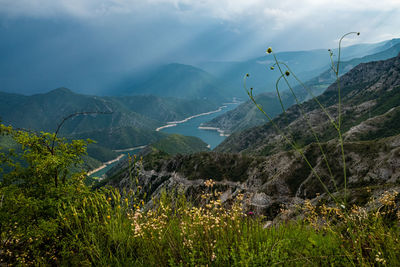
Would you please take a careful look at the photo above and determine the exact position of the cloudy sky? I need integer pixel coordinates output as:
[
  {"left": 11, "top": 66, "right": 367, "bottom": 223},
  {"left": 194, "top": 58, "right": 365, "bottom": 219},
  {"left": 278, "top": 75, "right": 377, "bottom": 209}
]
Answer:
[{"left": 1, "top": 0, "right": 399, "bottom": 94}]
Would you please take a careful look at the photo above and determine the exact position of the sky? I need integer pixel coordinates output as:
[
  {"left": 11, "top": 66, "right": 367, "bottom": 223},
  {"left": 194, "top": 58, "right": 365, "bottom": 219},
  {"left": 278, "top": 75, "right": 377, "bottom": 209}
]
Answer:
[{"left": 0, "top": 0, "right": 400, "bottom": 94}]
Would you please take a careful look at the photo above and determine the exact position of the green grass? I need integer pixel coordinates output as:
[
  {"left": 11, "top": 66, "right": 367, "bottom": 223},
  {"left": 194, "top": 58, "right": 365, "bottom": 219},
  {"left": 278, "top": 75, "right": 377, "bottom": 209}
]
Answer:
[{"left": 2, "top": 182, "right": 400, "bottom": 266}]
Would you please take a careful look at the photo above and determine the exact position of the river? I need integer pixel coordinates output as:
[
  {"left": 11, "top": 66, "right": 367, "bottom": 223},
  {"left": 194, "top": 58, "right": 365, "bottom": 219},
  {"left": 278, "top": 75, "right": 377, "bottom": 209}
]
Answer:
[
  {"left": 159, "top": 102, "right": 239, "bottom": 149},
  {"left": 89, "top": 102, "right": 239, "bottom": 178}
]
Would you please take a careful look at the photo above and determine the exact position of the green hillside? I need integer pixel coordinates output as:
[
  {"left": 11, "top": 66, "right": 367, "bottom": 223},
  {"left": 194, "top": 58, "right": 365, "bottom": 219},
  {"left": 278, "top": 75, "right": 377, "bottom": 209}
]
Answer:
[
  {"left": 147, "top": 134, "right": 210, "bottom": 155},
  {"left": 0, "top": 88, "right": 222, "bottom": 165},
  {"left": 0, "top": 88, "right": 221, "bottom": 135},
  {"left": 0, "top": 88, "right": 159, "bottom": 134},
  {"left": 68, "top": 127, "right": 168, "bottom": 150},
  {"left": 111, "top": 95, "right": 220, "bottom": 123},
  {"left": 0, "top": 134, "right": 104, "bottom": 175}
]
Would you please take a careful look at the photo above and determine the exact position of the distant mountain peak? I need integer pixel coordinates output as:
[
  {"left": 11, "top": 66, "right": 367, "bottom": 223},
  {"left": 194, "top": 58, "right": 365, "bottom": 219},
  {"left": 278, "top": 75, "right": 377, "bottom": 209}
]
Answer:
[
  {"left": 127, "top": 63, "right": 226, "bottom": 101},
  {"left": 48, "top": 87, "right": 75, "bottom": 95},
  {"left": 159, "top": 63, "right": 209, "bottom": 73}
]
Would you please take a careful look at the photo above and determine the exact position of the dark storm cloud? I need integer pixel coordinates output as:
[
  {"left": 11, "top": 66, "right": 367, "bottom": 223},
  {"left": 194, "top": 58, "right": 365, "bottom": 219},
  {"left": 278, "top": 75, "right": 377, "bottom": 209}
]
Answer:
[{"left": 0, "top": 0, "right": 399, "bottom": 94}]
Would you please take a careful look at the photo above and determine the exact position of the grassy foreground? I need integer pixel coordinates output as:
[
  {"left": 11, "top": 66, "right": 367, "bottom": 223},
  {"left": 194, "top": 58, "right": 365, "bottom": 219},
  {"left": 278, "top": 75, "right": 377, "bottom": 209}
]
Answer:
[
  {"left": 1, "top": 124, "right": 400, "bottom": 266},
  {"left": 2, "top": 176, "right": 400, "bottom": 265}
]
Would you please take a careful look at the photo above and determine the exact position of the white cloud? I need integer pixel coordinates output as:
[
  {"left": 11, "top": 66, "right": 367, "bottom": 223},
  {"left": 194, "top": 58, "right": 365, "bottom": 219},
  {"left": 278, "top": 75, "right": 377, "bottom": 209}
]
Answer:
[
  {"left": 1, "top": 0, "right": 400, "bottom": 23},
  {"left": 1, "top": 0, "right": 399, "bottom": 52}
]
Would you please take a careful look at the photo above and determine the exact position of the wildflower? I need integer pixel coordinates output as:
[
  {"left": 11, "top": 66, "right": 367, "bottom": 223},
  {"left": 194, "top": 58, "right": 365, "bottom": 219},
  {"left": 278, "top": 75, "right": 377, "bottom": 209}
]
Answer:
[
  {"left": 204, "top": 179, "right": 215, "bottom": 188},
  {"left": 375, "top": 251, "right": 386, "bottom": 264},
  {"left": 211, "top": 252, "right": 216, "bottom": 261},
  {"left": 266, "top": 47, "right": 272, "bottom": 54},
  {"left": 107, "top": 197, "right": 112, "bottom": 201},
  {"left": 248, "top": 211, "right": 254, "bottom": 216},
  {"left": 106, "top": 215, "right": 111, "bottom": 220}
]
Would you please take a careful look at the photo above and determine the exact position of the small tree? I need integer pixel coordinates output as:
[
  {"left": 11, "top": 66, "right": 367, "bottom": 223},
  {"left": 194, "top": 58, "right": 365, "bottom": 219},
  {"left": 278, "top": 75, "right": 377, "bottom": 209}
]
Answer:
[{"left": 0, "top": 123, "right": 91, "bottom": 264}]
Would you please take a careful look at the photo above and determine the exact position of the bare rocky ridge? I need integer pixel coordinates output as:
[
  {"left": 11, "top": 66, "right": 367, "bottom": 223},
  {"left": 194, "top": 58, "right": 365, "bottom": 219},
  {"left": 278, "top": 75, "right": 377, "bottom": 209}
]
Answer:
[
  {"left": 215, "top": 53, "right": 400, "bottom": 155},
  {"left": 202, "top": 43, "right": 400, "bottom": 135},
  {"left": 106, "top": 134, "right": 400, "bottom": 219}
]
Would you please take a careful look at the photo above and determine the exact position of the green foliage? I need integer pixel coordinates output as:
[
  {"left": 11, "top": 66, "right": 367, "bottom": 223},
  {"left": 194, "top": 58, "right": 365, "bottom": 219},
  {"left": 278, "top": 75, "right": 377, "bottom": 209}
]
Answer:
[
  {"left": 0, "top": 124, "right": 90, "bottom": 264},
  {"left": 69, "top": 126, "right": 167, "bottom": 150},
  {"left": 86, "top": 143, "right": 119, "bottom": 162},
  {"left": 149, "top": 134, "right": 210, "bottom": 155}
]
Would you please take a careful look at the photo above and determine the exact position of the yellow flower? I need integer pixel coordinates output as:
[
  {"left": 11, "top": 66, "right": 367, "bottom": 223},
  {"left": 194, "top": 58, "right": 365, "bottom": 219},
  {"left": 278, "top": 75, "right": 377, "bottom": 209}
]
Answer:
[
  {"left": 106, "top": 215, "right": 111, "bottom": 220},
  {"left": 204, "top": 179, "right": 215, "bottom": 188},
  {"left": 266, "top": 47, "right": 272, "bottom": 54},
  {"left": 107, "top": 197, "right": 111, "bottom": 201}
]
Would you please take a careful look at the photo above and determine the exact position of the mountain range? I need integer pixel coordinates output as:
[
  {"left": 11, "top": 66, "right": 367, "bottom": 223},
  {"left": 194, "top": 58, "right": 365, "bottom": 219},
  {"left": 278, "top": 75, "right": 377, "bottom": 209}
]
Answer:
[
  {"left": 197, "top": 38, "right": 400, "bottom": 98},
  {"left": 202, "top": 41, "right": 400, "bottom": 134},
  {"left": 216, "top": 53, "right": 400, "bottom": 154},
  {"left": 103, "top": 52, "right": 400, "bottom": 218},
  {"left": 0, "top": 87, "right": 221, "bottom": 134},
  {"left": 0, "top": 88, "right": 219, "bottom": 167},
  {"left": 2, "top": 38, "right": 400, "bottom": 183},
  {"left": 117, "top": 63, "right": 228, "bottom": 102}
]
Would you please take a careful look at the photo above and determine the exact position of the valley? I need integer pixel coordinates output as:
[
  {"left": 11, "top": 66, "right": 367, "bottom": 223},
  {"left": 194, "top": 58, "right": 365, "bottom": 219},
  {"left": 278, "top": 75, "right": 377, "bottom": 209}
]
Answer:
[
  {"left": 100, "top": 47, "right": 400, "bottom": 220},
  {"left": 2, "top": 31, "right": 400, "bottom": 265},
  {"left": 158, "top": 102, "right": 240, "bottom": 149}
]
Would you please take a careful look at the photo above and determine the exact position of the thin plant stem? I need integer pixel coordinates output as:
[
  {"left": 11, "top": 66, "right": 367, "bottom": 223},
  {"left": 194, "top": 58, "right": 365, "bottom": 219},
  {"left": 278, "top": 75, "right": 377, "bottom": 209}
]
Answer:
[
  {"left": 275, "top": 74, "right": 286, "bottom": 113},
  {"left": 271, "top": 61, "right": 339, "bottom": 195},
  {"left": 334, "top": 32, "right": 359, "bottom": 203},
  {"left": 244, "top": 75, "right": 338, "bottom": 203},
  {"left": 246, "top": 32, "right": 359, "bottom": 205}
]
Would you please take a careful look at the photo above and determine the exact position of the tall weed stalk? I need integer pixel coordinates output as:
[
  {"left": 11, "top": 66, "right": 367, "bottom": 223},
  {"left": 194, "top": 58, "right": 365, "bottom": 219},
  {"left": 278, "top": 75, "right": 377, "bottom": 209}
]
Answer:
[{"left": 245, "top": 32, "right": 360, "bottom": 206}]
